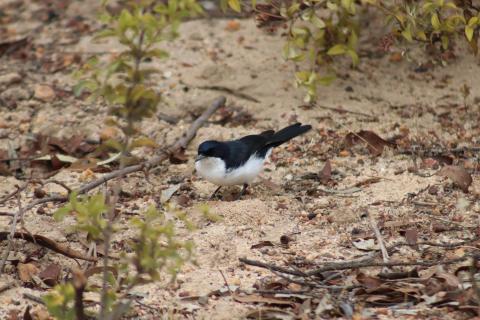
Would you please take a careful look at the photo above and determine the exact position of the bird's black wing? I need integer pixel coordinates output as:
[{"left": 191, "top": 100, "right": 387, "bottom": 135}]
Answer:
[{"left": 222, "top": 132, "right": 272, "bottom": 169}]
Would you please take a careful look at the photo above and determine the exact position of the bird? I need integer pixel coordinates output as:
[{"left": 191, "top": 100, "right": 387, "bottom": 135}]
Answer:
[{"left": 195, "top": 123, "right": 312, "bottom": 199}]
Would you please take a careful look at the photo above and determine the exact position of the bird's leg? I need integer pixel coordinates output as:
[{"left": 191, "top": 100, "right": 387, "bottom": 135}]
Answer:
[
  {"left": 236, "top": 184, "right": 248, "bottom": 200},
  {"left": 210, "top": 186, "right": 222, "bottom": 199}
]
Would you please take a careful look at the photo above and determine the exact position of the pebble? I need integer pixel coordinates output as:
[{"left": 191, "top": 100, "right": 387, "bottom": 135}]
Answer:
[
  {"left": 0, "top": 72, "right": 21, "bottom": 86},
  {"left": 34, "top": 84, "right": 56, "bottom": 102},
  {"left": 0, "top": 87, "right": 30, "bottom": 101}
]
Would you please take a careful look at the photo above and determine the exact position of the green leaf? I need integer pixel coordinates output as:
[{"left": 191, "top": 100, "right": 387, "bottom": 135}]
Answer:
[
  {"left": 327, "top": 44, "right": 347, "bottom": 55},
  {"left": 119, "top": 9, "right": 135, "bottom": 32},
  {"left": 468, "top": 16, "right": 479, "bottom": 27},
  {"left": 228, "top": 0, "right": 241, "bottom": 12},
  {"left": 401, "top": 24, "right": 413, "bottom": 42},
  {"left": 431, "top": 13, "right": 441, "bottom": 30},
  {"left": 441, "top": 35, "right": 449, "bottom": 49},
  {"left": 131, "top": 137, "right": 158, "bottom": 149},
  {"left": 466, "top": 26, "right": 474, "bottom": 42},
  {"left": 311, "top": 15, "right": 326, "bottom": 29},
  {"left": 347, "top": 49, "right": 359, "bottom": 66},
  {"left": 317, "top": 74, "right": 336, "bottom": 86},
  {"left": 53, "top": 206, "right": 72, "bottom": 221}
]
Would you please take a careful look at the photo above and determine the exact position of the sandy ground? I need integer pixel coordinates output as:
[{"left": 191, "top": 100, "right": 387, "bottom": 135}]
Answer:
[{"left": 0, "top": 0, "right": 479, "bottom": 319}]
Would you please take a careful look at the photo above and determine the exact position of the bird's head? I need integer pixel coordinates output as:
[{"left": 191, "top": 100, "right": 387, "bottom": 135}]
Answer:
[{"left": 196, "top": 140, "right": 228, "bottom": 161}]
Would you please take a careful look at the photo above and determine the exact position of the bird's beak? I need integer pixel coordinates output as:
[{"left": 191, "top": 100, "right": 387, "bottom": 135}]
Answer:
[{"left": 195, "top": 154, "right": 205, "bottom": 162}]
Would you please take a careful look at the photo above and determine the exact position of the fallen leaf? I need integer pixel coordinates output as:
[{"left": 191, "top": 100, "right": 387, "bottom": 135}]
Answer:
[
  {"left": 35, "top": 154, "right": 78, "bottom": 164},
  {"left": 389, "top": 52, "right": 403, "bottom": 62},
  {"left": 0, "top": 37, "right": 29, "bottom": 57},
  {"left": 169, "top": 148, "right": 188, "bottom": 164},
  {"left": 225, "top": 20, "right": 241, "bottom": 31},
  {"left": 18, "top": 263, "right": 39, "bottom": 282},
  {"left": 176, "top": 194, "right": 192, "bottom": 207},
  {"left": 344, "top": 130, "right": 396, "bottom": 156},
  {"left": 251, "top": 241, "right": 274, "bottom": 249},
  {"left": 38, "top": 263, "right": 61, "bottom": 286},
  {"left": 404, "top": 229, "right": 418, "bottom": 246},
  {"left": 319, "top": 160, "right": 331, "bottom": 184},
  {"left": 435, "top": 271, "right": 460, "bottom": 290},
  {"left": 357, "top": 273, "right": 383, "bottom": 290},
  {"left": 233, "top": 293, "right": 296, "bottom": 307},
  {"left": 161, "top": 184, "right": 181, "bottom": 203},
  {"left": 352, "top": 238, "right": 378, "bottom": 251},
  {"left": 245, "top": 308, "right": 294, "bottom": 320},
  {"left": 100, "top": 127, "right": 120, "bottom": 141},
  {"left": 23, "top": 306, "right": 32, "bottom": 320},
  {"left": 34, "top": 85, "right": 56, "bottom": 102},
  {"left": 437, "top": 165, "right": 472, "bottom": 192}
]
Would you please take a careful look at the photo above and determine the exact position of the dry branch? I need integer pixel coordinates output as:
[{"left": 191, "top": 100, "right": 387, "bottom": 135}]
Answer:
[
  {"left": 0, "top": 232, "right": 97, "bottom": 262},
  {"left": 0, "top": 194, "right": 23, "bottom": 273},
  {"left": 240, "top": 254, "right": 471, "bottom": 278},
  {"left": 18, "top": 96, "right": 226, "bottom": 214}
]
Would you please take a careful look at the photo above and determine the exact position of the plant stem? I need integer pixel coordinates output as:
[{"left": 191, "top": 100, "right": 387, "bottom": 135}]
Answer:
[{"left": 100, "top": 27, "right": 146, "bottom": 320}]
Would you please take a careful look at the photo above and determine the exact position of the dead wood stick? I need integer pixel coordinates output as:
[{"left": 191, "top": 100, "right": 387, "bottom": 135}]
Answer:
[
  {"left": 195, "top": 85, "right": 259, "bottom": 103},
  {"left": 314, "top": 104, "right": 378, "bottom": 120},
  {"left": 0, "top": 232, "right": 97, "bottom": 262},
  {"left": 240, "top": 255, "right": 470, "bottom": 278},
  {"left": 306, "top": 255, "right": 469, "bottom": 276},
  {"left": 370, "top": 218, "right": 389, "bottom": 270},
  {"left": 239, "top": 258, "right": 307, "bottom": 277},
  {"left": 0, "top": 194, "right": 23, "bottom": 274},
  {"left": 19, "top": 96, "right": 226, "bottom": 214},
  {"left": 23, "top": 293, "right": 45, "bottom": 305},
  {"left": 0, "top": 281, "right": 15, "bottom": 294}
]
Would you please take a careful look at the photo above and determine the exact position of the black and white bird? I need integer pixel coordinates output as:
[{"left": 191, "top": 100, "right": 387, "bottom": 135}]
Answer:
[{"left": 195, "top": 123, "right": 312, "bottom": 199}]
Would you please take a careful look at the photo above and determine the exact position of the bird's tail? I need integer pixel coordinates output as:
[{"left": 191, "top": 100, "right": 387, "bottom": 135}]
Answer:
[{"left": 266, "top": 123, "right": 312, "bottom": 148}]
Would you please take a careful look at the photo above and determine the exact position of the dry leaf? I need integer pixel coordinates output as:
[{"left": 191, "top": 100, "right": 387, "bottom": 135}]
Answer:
[
  {"left": 38, "top": 263, "right": 61, "bottom": 286},
  {"left": 344, "top": 130, "right": 395, "bottom": 156},
  {"left": 437, "top": 165, "right": 472, "bottom": 192},
  {"left": 18, "top": 263, "right": 39, "bottom": 282},
  {"left": 169, "top": 148, "right": 188, "bottom": 164},
  {"left": 352, "top": 238, "right": 378, "bottom": 251},
  {"left": 161, "top": 184, "right": 181, "bottom": 203},
  {"left": 225, "top": 20, "right": 241, "bottom": 31},
  {"left": 404, "top": 229, "right": 418, "bottom": 246},
  {"left": 357, "top": 273, "right": 383, "bottom": 290},
  {"left": 233, "top": 293, "right": 296, "bottom": 307},
  {"left": 319, "top": 160, "right": 331, "bottom": 184},
  {"left": 251, "top": 241, "right": 274, "bottom": 249}
]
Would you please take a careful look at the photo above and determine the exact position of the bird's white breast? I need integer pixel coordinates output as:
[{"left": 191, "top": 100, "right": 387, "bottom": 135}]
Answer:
[{"left": 195, "top": 150, "right": 271, "bottom": 186}]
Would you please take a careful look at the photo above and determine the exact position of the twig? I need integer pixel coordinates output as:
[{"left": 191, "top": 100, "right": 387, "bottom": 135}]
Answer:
[
  {"left": 72, "top": 269, "right": 87, "bottom": 320},
  {"left": 388, "top": 237, "right": 480, "bottom": 251},
  {"left": 317, "top": 186, "right": 362, "bottom": 196},
  {"left": 43, "top": 179, "right": 72, "bottom": 193},
  {"left": 0, "top": 183, "right": 28, "bottom": 205},
  {"left": 240, "top": 255, "right": 470, "bottom": 278},
  {"left": 313, "top": 103, "right": 378, "bottom": 121},
  {"left": 0, "top": 232, "right": 97, "bottom": 262},
  {"left": 23, "top": 293, "right": 45, "bottom": 305},
  {"left": 218, "top": 269, "right": 234, "bottom": 295},
  {"left": 0, "top": 194, "right": 23, "bottom": 274},
  {"left": 0, "top": 281, "right": 15, "bottom": 294},
  {"left": 0, "top": 211, "right": 14, "bottom": 217},
  {"left": 17, "top": 96, "right": 226, "bottom": 215},
  {"left": 196, "top": 85, "right": 260, "bottom": 103},
  {"left": 370, "top": 217, "right": 389, "bottom": 272},
  {"left": 239, "top": 258, "right": 308, "bottom": 277},
  {"left": 306, "top": 255, "right": 469, "bottom": 276}
]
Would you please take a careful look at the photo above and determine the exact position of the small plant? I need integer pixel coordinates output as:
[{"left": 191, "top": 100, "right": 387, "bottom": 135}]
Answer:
[
  {"left": 45, "top": 0, "right": 201, "bottom": 318},
  {"left": 228, "top": 0, "right": 480, "bottom": 102}
]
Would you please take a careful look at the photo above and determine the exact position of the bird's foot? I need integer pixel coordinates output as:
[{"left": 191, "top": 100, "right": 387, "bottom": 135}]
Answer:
[
  {"left": 209, "top": 186, "right": 222, "bottom": 200},
  {"left": 234, "top": 184, "right": 249, "bottom": 200}
]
